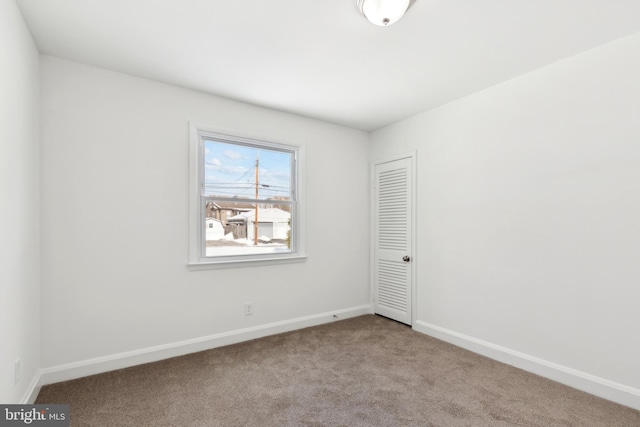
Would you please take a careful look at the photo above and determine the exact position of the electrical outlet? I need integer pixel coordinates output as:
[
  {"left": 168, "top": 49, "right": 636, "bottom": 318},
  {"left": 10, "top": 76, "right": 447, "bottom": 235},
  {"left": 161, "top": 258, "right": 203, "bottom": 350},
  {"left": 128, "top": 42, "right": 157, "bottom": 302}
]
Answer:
[
  {"left": 15, "top": 358, "right": 21, "bottom": 385},
  {"left": 244, "top": 302, "right": 253, "bottom": 316}
]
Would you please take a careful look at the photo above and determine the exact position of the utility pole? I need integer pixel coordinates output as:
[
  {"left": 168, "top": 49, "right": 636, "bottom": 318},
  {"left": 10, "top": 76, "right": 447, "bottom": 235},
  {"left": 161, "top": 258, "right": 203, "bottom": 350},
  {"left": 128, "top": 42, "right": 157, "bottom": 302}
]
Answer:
[{"left": 254, "top": 155, "right": 259, "bottom": 245}]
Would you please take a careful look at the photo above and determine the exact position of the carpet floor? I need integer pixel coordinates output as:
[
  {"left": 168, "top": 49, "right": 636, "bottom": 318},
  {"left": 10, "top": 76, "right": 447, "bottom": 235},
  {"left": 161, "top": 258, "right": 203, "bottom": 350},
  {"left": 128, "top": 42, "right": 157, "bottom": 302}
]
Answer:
[{"left": 36, "top": 315, "right": 640, "bottom": 426}]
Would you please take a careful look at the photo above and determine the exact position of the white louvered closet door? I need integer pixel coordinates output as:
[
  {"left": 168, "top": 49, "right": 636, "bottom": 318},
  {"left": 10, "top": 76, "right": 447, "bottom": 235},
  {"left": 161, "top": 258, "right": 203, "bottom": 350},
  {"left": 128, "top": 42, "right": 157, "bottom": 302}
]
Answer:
[{"left": 374, "top": 157, "right": 412, "bottom": 325}]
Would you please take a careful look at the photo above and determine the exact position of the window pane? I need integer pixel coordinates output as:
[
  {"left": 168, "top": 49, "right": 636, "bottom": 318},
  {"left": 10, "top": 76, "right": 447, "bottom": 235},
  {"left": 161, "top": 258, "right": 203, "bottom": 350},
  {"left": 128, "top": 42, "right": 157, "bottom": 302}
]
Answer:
[
  {"left": 203, "top": 139, "right": 292, "bottom": 201},
  {"left": 204, "top": 202, "right": 293, "bottom": 257}
]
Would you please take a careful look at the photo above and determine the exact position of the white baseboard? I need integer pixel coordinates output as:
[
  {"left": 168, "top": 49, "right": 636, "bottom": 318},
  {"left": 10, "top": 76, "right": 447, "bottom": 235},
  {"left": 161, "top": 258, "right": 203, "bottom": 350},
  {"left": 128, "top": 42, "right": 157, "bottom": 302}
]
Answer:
[
  {"left": 20, "top": 371, "right": 42, "bottom": 404},
  {"left": 37, "top": 305, "right": 371, "bottom": 389},
  {"left": 413, "top": 320, "right": 640, "bottom": 411}
]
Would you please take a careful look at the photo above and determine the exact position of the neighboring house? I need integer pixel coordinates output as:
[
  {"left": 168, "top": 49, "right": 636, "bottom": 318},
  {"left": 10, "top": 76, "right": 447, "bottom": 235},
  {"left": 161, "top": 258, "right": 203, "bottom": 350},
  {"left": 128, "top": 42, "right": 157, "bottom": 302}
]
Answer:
[
  {"left": 227, "top": 208, "right": 290, "bottom": 241},
  {"left": 205, "top": 201, "right": 253, "bottom": 224},
  {"left": 205, "top": 218, "right": 225, "bottom": 241}
]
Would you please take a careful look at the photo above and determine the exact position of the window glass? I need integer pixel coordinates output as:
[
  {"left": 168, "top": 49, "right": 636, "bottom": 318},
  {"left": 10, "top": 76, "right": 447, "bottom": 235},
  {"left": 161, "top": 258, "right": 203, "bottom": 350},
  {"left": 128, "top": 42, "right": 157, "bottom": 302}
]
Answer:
[{"left": 196, "top": 134, "right": 297, "bottom": 261}]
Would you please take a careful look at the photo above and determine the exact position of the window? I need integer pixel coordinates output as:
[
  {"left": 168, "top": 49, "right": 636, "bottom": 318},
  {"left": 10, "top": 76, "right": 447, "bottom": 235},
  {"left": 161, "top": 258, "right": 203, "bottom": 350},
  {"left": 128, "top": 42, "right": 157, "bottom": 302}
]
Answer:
[{"left": 189, "top": 124, "right": 305, "bottom": 267}]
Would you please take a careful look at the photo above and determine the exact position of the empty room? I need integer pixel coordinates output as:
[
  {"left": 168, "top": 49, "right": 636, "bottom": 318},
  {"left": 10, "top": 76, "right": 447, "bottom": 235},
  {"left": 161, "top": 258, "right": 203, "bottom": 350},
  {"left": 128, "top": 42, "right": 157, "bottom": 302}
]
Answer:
[{"left": 2, "top": 0, "right": 639, "bottom": 425}]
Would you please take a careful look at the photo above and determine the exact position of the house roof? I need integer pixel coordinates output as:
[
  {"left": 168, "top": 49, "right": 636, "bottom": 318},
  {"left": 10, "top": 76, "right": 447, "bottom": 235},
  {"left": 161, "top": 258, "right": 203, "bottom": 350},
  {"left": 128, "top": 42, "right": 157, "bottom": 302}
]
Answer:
[{"left": 228, "top": 208, "right": 290, "bottom": 222}]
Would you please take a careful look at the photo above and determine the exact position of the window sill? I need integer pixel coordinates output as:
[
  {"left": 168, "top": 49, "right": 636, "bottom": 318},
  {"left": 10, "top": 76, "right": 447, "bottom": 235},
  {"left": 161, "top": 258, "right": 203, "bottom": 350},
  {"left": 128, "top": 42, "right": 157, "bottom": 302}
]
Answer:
[{"left": 187, "top": 254, "right": 308, "bottom": 270}]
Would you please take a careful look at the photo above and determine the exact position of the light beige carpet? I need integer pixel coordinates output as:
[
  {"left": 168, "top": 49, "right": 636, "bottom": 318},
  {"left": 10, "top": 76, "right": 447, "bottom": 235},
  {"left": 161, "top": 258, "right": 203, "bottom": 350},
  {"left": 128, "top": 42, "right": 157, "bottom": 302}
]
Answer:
[{"left": 36, "top": 315, "right": 640, "bottom": 426}]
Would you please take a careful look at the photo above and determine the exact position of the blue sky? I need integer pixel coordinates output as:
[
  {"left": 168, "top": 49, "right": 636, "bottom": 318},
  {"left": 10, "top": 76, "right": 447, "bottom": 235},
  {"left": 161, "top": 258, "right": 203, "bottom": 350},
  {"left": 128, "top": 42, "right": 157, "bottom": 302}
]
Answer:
[{"left": 204, "top": 140, "right": 291, "bottom": 199}]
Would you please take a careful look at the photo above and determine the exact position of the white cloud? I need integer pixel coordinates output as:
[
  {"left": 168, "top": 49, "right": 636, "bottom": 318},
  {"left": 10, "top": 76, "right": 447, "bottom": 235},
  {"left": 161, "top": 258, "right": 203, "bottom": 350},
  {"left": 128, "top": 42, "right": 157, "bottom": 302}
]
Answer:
[
  {"left": 224, "top": 150, "right": 242, "bottom": 160},
  {"left": 206, "top": 158, "right": 247, "bottom": 175}
]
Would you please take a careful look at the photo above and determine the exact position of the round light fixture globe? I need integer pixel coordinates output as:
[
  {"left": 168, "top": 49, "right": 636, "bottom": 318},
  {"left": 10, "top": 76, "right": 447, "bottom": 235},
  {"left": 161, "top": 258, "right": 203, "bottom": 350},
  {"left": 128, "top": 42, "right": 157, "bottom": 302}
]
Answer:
[{"left": 356, "top": 0, "right": 412, "bottom": 26}]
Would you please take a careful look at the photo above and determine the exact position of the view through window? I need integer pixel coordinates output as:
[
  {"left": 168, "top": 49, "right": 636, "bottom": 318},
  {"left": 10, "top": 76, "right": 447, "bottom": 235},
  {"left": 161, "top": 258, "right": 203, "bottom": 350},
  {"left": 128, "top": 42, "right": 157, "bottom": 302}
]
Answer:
[{"left": 201, "top": 136, "right": 296, "bottom": 258}]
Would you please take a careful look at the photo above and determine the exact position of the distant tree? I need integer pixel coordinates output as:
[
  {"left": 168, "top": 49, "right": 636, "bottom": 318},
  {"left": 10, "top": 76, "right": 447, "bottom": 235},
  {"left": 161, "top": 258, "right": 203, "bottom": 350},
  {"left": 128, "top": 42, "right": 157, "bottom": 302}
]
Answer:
[{"left": 286, "top": 219, "right": 291, "bottom": 248}]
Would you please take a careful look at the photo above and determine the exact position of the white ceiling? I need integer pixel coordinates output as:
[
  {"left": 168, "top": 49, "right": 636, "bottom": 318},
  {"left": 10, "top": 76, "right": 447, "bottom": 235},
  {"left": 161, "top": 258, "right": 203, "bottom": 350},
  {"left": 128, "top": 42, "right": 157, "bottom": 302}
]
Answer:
[{"left": 16, "top": 0, "right": 640, "bottom": 131}]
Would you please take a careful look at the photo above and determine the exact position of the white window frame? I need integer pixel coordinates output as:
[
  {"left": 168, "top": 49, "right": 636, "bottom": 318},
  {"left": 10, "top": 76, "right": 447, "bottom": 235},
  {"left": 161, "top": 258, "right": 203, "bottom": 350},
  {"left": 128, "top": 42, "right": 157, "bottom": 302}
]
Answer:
[{"left": 188, "top": 123, "right": 307, "bottom": 269}]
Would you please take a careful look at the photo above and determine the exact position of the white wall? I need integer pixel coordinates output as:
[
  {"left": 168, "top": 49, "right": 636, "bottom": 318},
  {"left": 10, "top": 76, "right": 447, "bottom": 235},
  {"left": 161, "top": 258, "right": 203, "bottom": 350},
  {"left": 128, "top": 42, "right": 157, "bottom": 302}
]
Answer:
[
  {"left": 40, "top": 57, "right": 371, "bottom": 370},
  {"left": 371, "top": 32, "right": 640, "bottom": 406},
  {"left": 0, "top": 0, "right": 41, "bottom": 403}
]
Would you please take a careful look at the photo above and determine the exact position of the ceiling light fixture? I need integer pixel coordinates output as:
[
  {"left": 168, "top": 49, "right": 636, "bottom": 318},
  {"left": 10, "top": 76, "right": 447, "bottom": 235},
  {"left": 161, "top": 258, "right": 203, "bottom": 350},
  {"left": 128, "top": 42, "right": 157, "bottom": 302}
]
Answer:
[{"left": 356, "top": 0, "right": 413, "bottom": 26}]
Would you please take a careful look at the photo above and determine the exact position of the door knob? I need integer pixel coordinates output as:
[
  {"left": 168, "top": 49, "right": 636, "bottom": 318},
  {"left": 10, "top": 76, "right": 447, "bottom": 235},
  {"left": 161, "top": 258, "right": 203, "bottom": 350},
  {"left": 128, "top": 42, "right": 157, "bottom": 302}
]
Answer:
[{"left": 402, "top": 255, "right": 411, "bottom": 262}]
